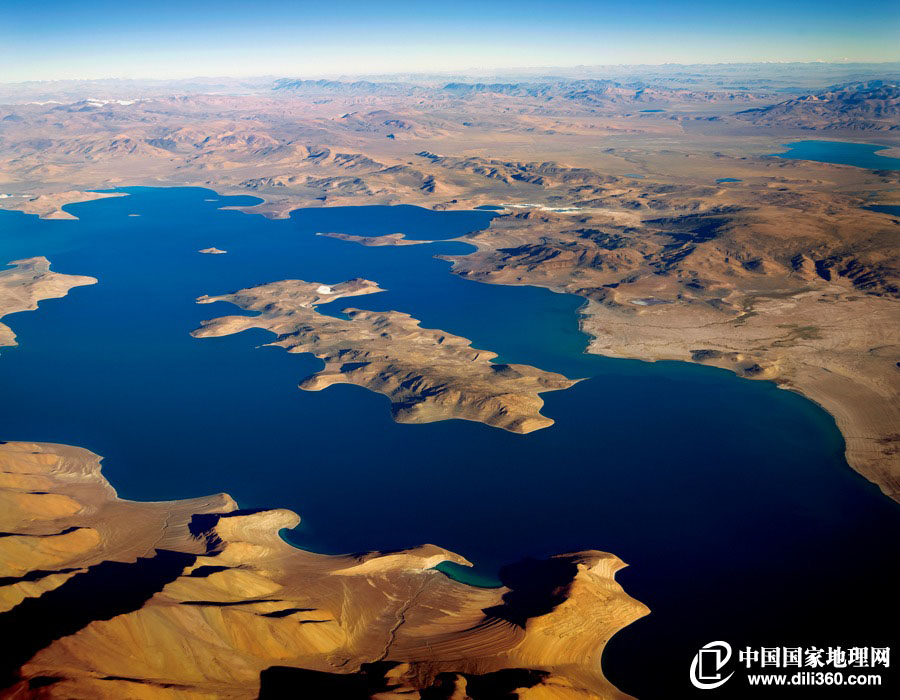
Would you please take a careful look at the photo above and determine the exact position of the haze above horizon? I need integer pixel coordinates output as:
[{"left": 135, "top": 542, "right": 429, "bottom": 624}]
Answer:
[{"left": 2, "top": 0, "right": 898, "bottom": 82}]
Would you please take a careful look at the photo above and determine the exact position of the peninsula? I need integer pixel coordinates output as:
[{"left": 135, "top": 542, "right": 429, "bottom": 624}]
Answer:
[
  {"left": 0, "top": 439, "right": 647, "bottom": 698},
  {"left": 0, "top": 257, "right": 97, "bottom": 348}
]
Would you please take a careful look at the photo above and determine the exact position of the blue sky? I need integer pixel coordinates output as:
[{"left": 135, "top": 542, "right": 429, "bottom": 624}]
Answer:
[{"left": 1, "top": 0, "right": 898, "bottom": 81}]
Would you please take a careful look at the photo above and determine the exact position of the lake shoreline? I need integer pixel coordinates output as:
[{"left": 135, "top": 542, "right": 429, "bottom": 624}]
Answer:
[{"left": 1, "top": 185, "right": 898, "bottom": 700}]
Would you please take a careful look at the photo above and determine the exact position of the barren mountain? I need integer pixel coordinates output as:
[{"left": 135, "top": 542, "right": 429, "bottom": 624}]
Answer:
[{"left": 735, "top": 81, "right": 900, "bottom": 131}]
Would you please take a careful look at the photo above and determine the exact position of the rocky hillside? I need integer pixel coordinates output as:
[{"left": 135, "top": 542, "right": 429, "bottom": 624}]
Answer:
[{"left": 735, "top": 81, "right": 900, "bottom": 130}]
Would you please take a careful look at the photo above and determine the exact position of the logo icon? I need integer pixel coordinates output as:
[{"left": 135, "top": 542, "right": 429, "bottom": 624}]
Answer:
[{"left": 690, "top": 641, "right": 734, "bottom": 690}]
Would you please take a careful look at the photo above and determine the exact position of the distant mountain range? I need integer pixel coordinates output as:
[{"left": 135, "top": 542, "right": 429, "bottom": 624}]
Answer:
[
  {"left": 735, "top": 81, "right": 900, "bottom": 130},
  {"left": 4, "top": 62, "right": 900, "bottom": 105},
  {"left": 273, "top": 78, "right": 772, "bottom": 105},
  {"left": 271, "top": 78, "right": 427, "bottom": 96}
]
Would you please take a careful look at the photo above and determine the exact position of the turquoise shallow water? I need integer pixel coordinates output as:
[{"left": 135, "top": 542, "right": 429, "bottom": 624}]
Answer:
[
  {"left": 0, "top": 187, "right": 897, "bottom": 698},
  {"left": 772, "top": 140, "right": 900, "bottom": 170}
]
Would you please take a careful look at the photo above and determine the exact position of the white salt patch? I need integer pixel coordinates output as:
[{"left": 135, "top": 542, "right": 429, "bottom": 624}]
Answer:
[{"left": 316, "top": 285, "right": 334, "bottom": 294}]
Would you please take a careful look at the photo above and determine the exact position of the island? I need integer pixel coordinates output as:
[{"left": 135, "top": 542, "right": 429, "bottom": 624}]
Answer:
[
  {"left": 192, "top": 278, "right": 577, "bottom": 433},
  {"left": 316, "top": 232, "right": 429, "bottom": 246}
]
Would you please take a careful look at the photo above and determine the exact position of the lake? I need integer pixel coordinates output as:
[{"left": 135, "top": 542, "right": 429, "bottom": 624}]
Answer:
[
  {"left": 772, "top": 140, "right": 900, "bottom": 170},
  {"left": 1, "top": 187, "right": 897, "bottom": 699}
]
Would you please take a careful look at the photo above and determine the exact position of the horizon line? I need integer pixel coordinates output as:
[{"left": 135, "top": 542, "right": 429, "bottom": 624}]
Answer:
[{"left": 4, "top": 60, "right": 900, "bottom": 87}]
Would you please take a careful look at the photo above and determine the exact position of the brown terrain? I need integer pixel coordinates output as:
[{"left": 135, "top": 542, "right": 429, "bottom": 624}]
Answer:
[
  {"left": 0, "top": 191, "right": 124, "bottom": 220},
  {"left": 1, "top": 70, "right": 899, "bottom": 697},
  {"left": 735, "top": 82, "right": 900, "bottom": 131},
  {"left": 191, "top": 277, "right": 575, "bottom": 433},
  {"left": 0, "top": 257, "right": 97, "bottom": 348},
  {"left": 432, "top": 181, "right": 900, "bottom": 499},
  {"left": 0, "top": 440, "right": 646, "bottom": 699}
]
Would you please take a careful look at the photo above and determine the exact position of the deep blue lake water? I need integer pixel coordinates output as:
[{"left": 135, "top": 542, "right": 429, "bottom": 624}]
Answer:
[
  {"left": 1, "top": 186, "right": 897, "bottom": 698},
  {"left": 773, "top": 140, "right": 900, "bottom": 170}
]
